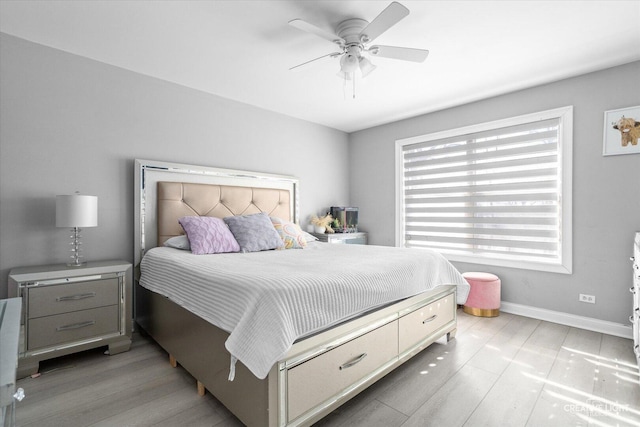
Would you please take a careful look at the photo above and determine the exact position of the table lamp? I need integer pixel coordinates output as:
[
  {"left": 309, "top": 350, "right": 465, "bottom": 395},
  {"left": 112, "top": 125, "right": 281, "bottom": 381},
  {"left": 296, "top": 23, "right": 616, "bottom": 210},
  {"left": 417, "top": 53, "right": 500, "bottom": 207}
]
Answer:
[{"left": 56, "top": 193, "right": 98, "bottom": 267}]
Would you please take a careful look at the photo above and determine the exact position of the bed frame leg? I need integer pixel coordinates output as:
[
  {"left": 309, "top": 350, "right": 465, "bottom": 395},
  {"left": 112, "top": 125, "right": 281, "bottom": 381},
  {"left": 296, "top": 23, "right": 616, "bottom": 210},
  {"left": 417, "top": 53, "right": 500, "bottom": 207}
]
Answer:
[
  {"left": 447, "top": 328, "right": 457, "bottom": 342},
  {"left": 169, "top": 354, "right": 177, "bottom": 368},
  {"left": 197, "top": 380, "right": 206, "bottom": 396}
]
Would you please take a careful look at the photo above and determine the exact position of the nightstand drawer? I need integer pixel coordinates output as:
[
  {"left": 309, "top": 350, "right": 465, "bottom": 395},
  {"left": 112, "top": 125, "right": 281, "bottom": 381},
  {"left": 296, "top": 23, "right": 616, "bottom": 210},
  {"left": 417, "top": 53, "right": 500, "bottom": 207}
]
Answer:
[
  {"left": 28, "top": 278, "right": 119, "bottom": 318},
  {"left": 28, "top": 305, "right": 119, "bottom": 350}
]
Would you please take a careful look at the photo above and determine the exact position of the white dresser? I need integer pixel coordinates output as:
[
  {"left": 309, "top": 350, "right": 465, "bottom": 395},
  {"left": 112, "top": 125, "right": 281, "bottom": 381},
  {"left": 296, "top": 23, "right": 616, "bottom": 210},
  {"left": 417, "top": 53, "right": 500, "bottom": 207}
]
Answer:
[{"left": 631, "top": 232, "right": 640, "bottom": 370}]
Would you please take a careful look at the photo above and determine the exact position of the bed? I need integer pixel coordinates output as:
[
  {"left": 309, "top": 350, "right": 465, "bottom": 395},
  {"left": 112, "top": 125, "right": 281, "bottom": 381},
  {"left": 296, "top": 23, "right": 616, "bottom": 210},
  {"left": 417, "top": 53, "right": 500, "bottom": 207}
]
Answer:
[{"left": 133, "top": 159, "right": 470, "bottom": 426}]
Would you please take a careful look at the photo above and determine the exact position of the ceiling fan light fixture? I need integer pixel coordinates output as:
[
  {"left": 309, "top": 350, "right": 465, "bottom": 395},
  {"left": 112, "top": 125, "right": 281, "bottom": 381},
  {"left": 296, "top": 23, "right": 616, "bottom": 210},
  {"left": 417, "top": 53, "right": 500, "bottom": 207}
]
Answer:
[
  {"left": 359, "top": 56, "right": 376, "bottom": 78},
  {"left": 340, "top": 53, "right": 359, "bottom": 73}
]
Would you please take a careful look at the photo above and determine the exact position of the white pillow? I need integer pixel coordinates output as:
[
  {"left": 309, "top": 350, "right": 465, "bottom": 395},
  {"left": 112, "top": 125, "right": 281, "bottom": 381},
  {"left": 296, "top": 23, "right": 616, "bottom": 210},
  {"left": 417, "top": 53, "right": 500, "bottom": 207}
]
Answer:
[{"left": 163, "top": 235, "right": 191, "bottom": 250}]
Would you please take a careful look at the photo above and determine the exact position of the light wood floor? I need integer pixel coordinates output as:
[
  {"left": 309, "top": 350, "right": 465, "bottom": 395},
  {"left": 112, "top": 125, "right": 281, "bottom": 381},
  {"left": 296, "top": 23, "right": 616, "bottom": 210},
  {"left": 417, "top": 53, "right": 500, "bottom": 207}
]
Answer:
[{"left": 14, "top": 310, "right": 640, "bottom": 426}]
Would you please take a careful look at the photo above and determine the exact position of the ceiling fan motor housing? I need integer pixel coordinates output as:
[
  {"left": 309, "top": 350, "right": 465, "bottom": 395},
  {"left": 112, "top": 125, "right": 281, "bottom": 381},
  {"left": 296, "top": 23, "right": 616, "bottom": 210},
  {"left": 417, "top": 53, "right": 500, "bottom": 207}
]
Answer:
[{"left": 336, "top": 18, "right": 369, "bottom": 48}]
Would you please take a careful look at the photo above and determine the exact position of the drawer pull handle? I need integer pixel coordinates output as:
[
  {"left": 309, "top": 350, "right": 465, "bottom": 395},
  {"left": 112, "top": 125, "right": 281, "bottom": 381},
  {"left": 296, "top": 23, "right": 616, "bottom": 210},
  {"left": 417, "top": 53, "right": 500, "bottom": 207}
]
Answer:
[
  {"left": 422, "top": 314, "right": 438, "bottom": 324},
  {"left": 339, "top": 353, "right": 367, "bottom": 370},
  {"left": 56, "top": 320, "right": 95, "bottom": 331},
  {"left": 57, "top": 292, "right": 96, "bottom": 302}
]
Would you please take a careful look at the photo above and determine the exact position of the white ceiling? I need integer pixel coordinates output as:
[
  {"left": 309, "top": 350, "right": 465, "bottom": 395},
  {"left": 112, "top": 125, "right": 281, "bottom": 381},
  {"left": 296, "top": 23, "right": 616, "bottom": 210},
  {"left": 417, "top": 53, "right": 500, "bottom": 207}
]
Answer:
[{"left": 1, "top": 1, "right": 639, "bottom": 133}]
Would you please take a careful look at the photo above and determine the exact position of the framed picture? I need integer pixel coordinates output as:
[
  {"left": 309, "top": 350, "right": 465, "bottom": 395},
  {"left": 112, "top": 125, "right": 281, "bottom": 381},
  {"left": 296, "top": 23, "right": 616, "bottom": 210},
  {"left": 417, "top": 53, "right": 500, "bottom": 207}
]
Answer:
[{"left": 603, "top": 105, "right": 640, "bottom": 156}]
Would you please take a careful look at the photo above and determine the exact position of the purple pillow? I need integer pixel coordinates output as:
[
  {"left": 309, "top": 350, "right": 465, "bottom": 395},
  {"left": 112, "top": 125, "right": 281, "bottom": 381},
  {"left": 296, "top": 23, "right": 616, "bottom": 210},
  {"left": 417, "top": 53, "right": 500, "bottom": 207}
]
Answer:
[{"left": 178, "top": 216, "right": 240, "bottom": 255}]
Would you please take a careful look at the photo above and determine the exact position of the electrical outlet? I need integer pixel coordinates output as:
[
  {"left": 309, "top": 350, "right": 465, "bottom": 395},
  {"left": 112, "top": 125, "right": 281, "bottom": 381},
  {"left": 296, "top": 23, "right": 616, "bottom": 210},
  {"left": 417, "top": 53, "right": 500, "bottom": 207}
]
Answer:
[{"left": 579, "top": 294, "right": 596, "bottom": 304}]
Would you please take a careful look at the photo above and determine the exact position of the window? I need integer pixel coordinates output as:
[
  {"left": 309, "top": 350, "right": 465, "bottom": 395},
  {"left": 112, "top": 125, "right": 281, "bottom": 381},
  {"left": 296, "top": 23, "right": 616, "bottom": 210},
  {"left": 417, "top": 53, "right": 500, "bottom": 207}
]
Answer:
[{"left": 396, "top": 106, "right": 573, "bottom": 274}]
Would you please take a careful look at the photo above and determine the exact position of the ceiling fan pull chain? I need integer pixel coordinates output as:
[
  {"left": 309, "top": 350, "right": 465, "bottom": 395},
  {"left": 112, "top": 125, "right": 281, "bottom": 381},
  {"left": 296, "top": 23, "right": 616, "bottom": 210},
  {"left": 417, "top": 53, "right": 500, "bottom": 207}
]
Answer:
[
  {"left": 343, "top": 74, "right": 348, "bottom": 100},
  {"left": 353, "top": 73, "right": 356, "bottom": 99}
]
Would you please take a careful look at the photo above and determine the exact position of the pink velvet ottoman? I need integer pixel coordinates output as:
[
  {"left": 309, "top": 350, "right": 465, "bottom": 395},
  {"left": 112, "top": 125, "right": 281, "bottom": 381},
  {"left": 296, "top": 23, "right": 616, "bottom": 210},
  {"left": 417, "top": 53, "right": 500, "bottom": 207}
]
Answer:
[{"left": 462, "top": 272, "right": 501, "bottom": 317}]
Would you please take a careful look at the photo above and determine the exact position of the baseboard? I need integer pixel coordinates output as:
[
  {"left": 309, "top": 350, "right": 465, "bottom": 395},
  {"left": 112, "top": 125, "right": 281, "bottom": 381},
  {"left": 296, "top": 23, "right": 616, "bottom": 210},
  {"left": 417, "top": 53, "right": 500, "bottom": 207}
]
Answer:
[{"left": 500, "top": 301, "right": 633, "bottom": 339}]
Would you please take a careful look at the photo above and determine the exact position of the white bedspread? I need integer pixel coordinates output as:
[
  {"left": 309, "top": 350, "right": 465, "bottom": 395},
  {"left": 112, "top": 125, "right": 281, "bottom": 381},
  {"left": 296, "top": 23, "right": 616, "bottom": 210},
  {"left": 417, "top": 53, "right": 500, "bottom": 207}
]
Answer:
[{"left": 139, "top": 242, "right": 469, "bottom": 379}]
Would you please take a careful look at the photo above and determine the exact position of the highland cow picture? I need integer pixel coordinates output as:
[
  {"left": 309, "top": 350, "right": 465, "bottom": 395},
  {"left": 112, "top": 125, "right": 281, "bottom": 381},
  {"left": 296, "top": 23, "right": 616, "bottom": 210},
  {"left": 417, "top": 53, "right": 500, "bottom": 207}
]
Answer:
[{"left": 603, "top": 105, "right": 640, "bottom": 156}]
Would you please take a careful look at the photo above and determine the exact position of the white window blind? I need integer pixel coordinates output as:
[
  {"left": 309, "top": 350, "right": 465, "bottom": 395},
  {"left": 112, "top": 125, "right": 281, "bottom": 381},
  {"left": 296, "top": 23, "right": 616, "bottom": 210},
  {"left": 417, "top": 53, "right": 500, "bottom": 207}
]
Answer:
[{"left": 396, "top": 107, "right": 572, "bottom": 274}]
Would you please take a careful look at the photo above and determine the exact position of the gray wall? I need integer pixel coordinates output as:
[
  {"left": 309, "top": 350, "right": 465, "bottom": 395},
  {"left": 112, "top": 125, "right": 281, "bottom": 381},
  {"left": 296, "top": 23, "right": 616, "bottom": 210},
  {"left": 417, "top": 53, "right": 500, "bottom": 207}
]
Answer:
[
  {"left": 349, "top": 61, "right": 640, "bottom": 325},
  {"left": 0, "top": 33, "right": 350, "bottom": 298},
  {"left": 2, "top": 31, "right": 639, "bottom": 328}
]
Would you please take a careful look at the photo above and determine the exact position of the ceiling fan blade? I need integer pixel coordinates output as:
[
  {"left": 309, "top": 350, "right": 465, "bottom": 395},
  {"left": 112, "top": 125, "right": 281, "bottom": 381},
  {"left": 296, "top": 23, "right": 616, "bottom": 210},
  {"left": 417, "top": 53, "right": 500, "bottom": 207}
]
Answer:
[
  {"left": 289, "top": 52, "right": 342, "bottom": 72},
  {"left": 289, "top": 19, "right": 344, "bottom": 46},
  {"left": 368, "top": 45, "right": 429, "bottom": 62},
  {"left": 359, "top": 2, "right": 409, "bottom": 44}
]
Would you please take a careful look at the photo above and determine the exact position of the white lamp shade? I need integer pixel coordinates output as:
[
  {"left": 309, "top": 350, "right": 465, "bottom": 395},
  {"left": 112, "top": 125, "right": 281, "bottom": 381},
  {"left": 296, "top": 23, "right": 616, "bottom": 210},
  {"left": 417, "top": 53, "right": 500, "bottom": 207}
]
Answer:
[
  {"left": 56, "top": 194, "right": 98, "bottom": 228},
  {"left": 340, "top": 54, "right": 359, "bottom": 73},
  {"left": 359, "top": 57, "right": 377, "bottom": 78}
]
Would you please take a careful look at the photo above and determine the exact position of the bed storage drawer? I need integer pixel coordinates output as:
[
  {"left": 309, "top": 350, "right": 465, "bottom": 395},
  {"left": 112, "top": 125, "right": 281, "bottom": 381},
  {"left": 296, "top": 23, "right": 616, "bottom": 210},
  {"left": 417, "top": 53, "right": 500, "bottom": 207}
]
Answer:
[
  {"left": 286, "top": 320, "right": 398, "bottom": 422},
  {"left": 27, "top": 305, "right": 119, "bottom": 350},
  {"left": 398, "top": 294, "right": 455, "bottom": 354},
  {"left": 28, "top": 278, "right": 119, "bottom": 318}
]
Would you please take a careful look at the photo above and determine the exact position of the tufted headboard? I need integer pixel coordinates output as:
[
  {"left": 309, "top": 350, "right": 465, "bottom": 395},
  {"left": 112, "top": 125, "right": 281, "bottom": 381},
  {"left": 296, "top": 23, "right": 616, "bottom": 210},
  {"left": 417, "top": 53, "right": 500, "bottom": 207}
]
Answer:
[
  {"left": 157, "top": 181, "right": 291, "bottom": 245},
  {"left": 134, "top": 159, "right": 299, "bottom": 266}
]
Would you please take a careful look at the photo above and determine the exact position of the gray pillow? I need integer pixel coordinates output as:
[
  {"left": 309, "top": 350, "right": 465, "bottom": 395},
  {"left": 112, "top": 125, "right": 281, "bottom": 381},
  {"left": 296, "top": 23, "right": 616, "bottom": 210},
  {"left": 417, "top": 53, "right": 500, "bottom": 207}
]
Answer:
[{"left": 224, "top": 213, "right": 284, "bottom": 253}]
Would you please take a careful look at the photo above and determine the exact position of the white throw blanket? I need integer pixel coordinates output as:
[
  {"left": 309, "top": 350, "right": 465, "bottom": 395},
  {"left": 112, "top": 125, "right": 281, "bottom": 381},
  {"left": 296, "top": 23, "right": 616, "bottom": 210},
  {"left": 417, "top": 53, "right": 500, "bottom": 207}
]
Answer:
[{"left": 139, "top": 243, "right": 469, "bottom": 379}]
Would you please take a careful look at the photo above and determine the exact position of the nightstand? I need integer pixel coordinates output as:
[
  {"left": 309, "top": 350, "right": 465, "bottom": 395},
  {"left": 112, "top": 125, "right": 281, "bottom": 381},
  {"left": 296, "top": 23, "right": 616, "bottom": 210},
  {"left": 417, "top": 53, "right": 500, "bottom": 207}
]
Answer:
[
  {"left": 8, "top": 260, "right": 132, "bottom": 378},
  {"left": 312, "top": 232, "right": 367, "bottom": 245}
]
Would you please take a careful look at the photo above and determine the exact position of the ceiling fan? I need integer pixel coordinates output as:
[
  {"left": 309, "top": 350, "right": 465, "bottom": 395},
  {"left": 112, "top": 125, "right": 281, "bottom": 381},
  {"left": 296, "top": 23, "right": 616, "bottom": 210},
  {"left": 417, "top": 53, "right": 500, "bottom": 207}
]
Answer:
[{"left": 289, "top": 1, "right": 429, "bottom": 83}]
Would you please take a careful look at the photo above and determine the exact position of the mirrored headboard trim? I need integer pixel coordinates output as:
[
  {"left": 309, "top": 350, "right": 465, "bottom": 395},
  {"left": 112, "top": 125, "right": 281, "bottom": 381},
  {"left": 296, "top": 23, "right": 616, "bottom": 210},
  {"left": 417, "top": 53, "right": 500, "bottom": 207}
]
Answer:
[{"left": 134, "top": 159, "right": 300, "bottom": 266}]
